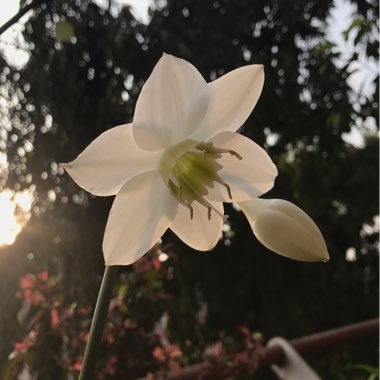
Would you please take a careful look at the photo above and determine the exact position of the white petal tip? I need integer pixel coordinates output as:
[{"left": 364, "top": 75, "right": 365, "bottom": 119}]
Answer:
[
  {"left": 186, "top": 246, "right": 214, "bottom": 253},
  {"left": 104, "top": 262, "right": 120, "bottom": 267},
  {"left": 303, "top": 250, "right": 330, "bottom": 263},
  {"left": 302, "top": 247, "right": 330, "bottom": 263},
  {"left": 104, "top": 248, "right": 141, "bottom": 266},
  {"left": 321, "top": 253, "right": 330, "bottom": 263},
  {"left": 59, "top": 162, "right": 72, "bottom": 169},
  {"left": 104, "top": 259, "right": 132, "bottom": 266},
  {"left": 272, "top": 163, "right": 279, "bottom": 176}
]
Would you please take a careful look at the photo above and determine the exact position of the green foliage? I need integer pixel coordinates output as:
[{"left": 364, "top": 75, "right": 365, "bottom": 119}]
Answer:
[
  {"left": 343, "top": 5, "right": 379, "bottom": 59},
  {"left": 55, "top": 20, "right": 75, "bottom": 43},
  {"left": 19, "top": 0, "right": 27, "bottom": 9},
  {"left": 349, "top": 364, "right": 380, "bottom": 380}
]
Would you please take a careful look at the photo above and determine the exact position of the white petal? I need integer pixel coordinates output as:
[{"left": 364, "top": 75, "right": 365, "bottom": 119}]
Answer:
[
  {"left": 239, "top": 198, "right": 330, "bottom": 262},
  {"left": 206, "top": 132, "right": 277, "bottom": 202},
  {"left": 133, "top": 54, "right": 209, "bottom": 151},
  {"left": 103, "top": 171, "right": 177, "bottom": 265},
  {"left": 61, "top": 124, "right": 161, "bottom": 196},
  {"left": 170, "top": 201, "right": 223, "bottom": 251},
  {"left": 193, "top": 65, "right": 264, "bottom": 142}
]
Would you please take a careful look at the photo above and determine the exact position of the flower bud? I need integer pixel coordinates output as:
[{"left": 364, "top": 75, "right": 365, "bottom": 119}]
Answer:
[{"left": 239, "top": 198, "right": 329, "bottom": 262}]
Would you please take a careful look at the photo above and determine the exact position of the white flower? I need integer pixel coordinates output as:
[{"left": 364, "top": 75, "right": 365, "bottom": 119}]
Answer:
[
  {"left": 62, "top": 54, "right": 277, "bottom": 265},
  {"left": 239, "top": 198, "right": 329, "bottom": 262}
]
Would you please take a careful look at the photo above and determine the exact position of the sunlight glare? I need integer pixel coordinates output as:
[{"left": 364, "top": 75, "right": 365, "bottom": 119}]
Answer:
[
  {"left": 14, "top": 190, "right": 32, "bottom": 212},
  {"left": 0, "top": 189, "right": 33, "bottom": 247},
  {"left": 0, "top": 152, "right": 7, "bottom": 167}
]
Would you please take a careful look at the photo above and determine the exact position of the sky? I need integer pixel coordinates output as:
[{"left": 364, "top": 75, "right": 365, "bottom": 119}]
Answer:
[
  {"left": 0, "top": 0, "right": 151, "bottom": 26},
  {"left": 0, "top": 1, "right": 152, "bottom": 66}
]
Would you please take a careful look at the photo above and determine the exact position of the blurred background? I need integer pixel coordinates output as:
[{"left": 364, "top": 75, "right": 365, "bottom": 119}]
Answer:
[{"left": 0, "top": 0, "right": 378, "bottom": 379}]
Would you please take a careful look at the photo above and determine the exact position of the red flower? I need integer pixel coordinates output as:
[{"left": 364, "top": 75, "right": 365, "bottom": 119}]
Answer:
[
  {"left": 152, "top": 347, "right": 166, "bottom": 362},
  {"left": 14, "top": 341, "right": 29, "bottom": 352},
  {"left": 51, "top": 308, "right": 60, "bottom": 327},
  {"left": 73, "top": 361, "right": 82, "bottom": 372},
  {"left": 38, "top": 270, "right": 49, "bottom": 282}
]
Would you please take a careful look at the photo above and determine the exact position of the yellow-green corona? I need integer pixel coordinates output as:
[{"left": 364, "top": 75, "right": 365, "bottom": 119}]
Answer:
[{"left": 159, "top": 139, "right": 241, "bottom": 220}]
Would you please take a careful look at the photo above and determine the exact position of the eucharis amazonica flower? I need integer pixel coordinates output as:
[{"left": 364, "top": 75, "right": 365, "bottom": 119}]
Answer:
[
  {"left": 63, "top": 55, "right": 330, "bottom": 265},
  {"left": 62, "top": 54, "right": 278, "bottom": 265}
]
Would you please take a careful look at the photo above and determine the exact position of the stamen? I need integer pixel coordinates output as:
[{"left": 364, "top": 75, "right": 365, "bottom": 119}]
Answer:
[
  {"left": 196, "top": 143, "right": 242, "bottom": 160},
  {"left": 207, "top": 206, "right": 229, "bottom": 221},
  {"left": 202, "top": 199, "right": 225, "bottom": 220},
  {"left": 188, "top": 203, "right": 194, "bottom": 220},
  {"left": 228, "top": 150, "right": 242, "bottom": 160},
  {"left": 224, "top": 183, "right": 232, "bottom": 199},
  {"left": 160, "top": 139, "right": 240, "bottom": 223}
]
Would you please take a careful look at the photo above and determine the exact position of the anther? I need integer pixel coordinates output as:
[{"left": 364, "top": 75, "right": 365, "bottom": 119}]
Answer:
[
  {"left": 224, "top": 183, "right": 232, "bottom": 199},
  {"left": 188, "top": 203, "right": 194, "bottom": 220},
  {"left": 207, "top": 207, "right": 212, "bottom": 220},
  {"left": 229, "top": 150, "right": 242, "bottom": 160}
]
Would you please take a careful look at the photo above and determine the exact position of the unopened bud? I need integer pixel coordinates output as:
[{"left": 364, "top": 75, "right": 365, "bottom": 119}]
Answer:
[{"left": 239, "top": 198, "right": 329, "bottom": 262}]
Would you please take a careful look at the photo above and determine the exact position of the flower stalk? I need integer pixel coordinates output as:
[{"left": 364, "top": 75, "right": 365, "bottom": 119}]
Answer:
[{"left": 78, "top": 265, "right": 118, "bottom": 380}]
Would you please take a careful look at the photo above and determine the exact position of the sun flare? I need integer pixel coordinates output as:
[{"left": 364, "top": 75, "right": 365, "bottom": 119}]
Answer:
[{"left": 0, "top": 189, "right": 33, "bottom": 247}]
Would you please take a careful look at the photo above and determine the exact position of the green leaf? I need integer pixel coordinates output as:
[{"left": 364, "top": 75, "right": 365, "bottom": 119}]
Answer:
[
  {"left": 313, "top": 42, "right": 336, "bottom": 55},
  {"left": 327, "top": 113, "right": 341, "bottom": 128},
  {"left": 349, "top": 364, "right": 379, "bottom": 379},
  {"left": 0, "top": 353, "right": 26, "bottom": 380},
  {"left": 343, "top": 18, "right": 363, "bottom": 41},
  {"left": 55, "top": 20, "right": 75, "bottom": 43},
  {"left": 117, "top": 283, "right": 129, "bottom": 297}
]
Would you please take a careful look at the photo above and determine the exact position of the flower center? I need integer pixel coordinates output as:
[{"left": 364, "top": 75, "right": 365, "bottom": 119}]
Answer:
[{"left": 158, "top": 139, "right": 242, "bottom": 220}]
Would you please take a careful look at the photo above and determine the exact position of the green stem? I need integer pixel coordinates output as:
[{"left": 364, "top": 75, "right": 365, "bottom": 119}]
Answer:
[{"left": 78, "top": 265, "right": 119, "bottom": 380}]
